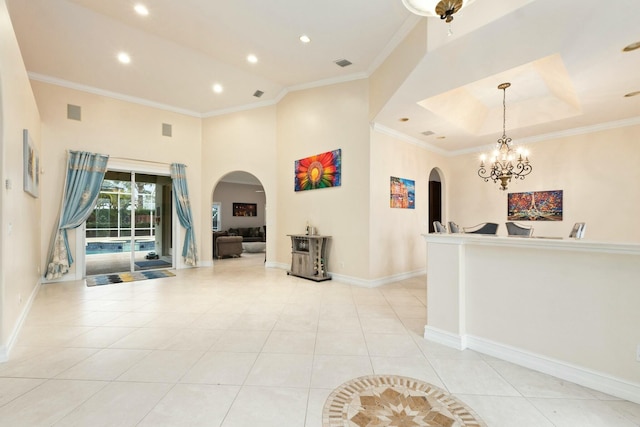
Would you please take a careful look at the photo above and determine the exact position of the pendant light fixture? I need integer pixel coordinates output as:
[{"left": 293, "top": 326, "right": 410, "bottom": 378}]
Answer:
[
  {"left": 478, "top": 83, "right": 532, "bottom": 191},
  {"left": 401, "top": 0, "right": 476, "bottom": 23}
]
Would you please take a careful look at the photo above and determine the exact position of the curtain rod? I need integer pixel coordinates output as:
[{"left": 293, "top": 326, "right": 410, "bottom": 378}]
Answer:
[{"left": 108, "top": 156, "right": 172, "bottom": 166}]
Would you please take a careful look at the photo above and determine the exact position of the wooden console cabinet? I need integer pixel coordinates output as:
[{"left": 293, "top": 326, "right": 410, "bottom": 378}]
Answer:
[{"left": 287, "top": 234, "right": 331, "bottom": 281}]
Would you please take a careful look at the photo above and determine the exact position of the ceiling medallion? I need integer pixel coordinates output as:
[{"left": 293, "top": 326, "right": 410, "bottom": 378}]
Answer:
[
  {"left": 478, "top": 82, "right": 532, "bottom": 191},
  {"left": 401, "top": 0, "right": 475, "bottom": 23}
]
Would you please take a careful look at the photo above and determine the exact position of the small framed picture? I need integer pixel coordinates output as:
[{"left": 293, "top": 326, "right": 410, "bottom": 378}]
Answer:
[
  {"left": 233, "top": 203, "right": 257, "bottom": 217},
  {"left": 23, "top": 129, "right": 39, "bottom": 198}
]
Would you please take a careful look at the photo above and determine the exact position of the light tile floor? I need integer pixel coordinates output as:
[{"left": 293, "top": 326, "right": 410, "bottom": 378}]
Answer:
[{"left": 1, "top": 253, "right": 639, "bottom": 426}]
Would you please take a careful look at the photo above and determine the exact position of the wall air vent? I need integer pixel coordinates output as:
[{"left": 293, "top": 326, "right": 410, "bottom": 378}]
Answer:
[
  {"left": 334, "top": 59, "right": 352, "bottom": 68},
  {"left": 67, "top": 104, "right": 81, "bottom": 121},
  {"left": 421, "top": 130, "right": 435, "bottom": 136},
  {"left": 253, "top": 90, "right": 264, "bottom": 98},
  {"left": 162, "top": 123, "right": 172, "bottom": 137}
]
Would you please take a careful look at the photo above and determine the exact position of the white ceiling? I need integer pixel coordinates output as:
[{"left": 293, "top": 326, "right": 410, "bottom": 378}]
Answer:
[{"left": 7, "top": 0, "right": 640, "bottom": 154}]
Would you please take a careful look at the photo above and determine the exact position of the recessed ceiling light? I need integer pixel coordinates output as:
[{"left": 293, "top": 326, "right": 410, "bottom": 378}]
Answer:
[
  {"left": 624, "top": 91, "right": 640, "bottom": 97},
  {"left": 134, "top": 4, "right": 149, "bottom": 16},
  {"left": 622, "top": 41, "right": 640, "bottom": 52},
  {"left": 399, "top": 118, "right": 409, "bottom": 122},
  {"left": 247, "top": 54, "right": 258, "bottom": 64},
  {"left": 117, "top": 52, "right": 131, "bottom": 64},
  {"left": 212, "top": 83, "right": 223, "bottom": 94},
  {"left": 436, "top": 136, "right": 446, "bottom": 140},
  {"left": 299, "top": 35, "right": 311, "bottom": 43}
]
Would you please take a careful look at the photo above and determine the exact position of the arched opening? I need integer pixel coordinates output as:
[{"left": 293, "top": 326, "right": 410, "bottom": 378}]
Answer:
[
  {"left": 428, "top": 168, "right": 443, "bottom": 233},
  {"left": 211, "top": 171, "right": 266, "bottom": 260}
]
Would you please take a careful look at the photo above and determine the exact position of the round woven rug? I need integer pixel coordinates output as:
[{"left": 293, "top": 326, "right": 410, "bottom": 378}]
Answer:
[{"left": 323, "top": 375, "right": 487, "bottom": 427}]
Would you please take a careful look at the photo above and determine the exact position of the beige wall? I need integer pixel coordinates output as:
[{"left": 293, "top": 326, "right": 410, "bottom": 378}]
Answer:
[
  {"left": 447, "top": 124, "right": 640, "bottom": 242},
  {"left": 201, "top": 106, "right": 277, "bottom": 263},
  {"left": 276, "top": 80, "right": 371, "bottom": 280},
  {"left": 31, "top": 81, "right": 203, "bottom": 274},
  {"left": 369, "top": 20, "right": 427, "bottom": 120},
  {"left": 369, "top": 130, "right": 448, "bottom": 281},
  {"left": 0, "top": 0, "right": 41, "bottom": 356}
]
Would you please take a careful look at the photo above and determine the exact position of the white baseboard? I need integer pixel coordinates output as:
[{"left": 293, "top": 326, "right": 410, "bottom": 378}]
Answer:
[
  {"left": 424, "top": 326, "right": 467, "bottom": 350},
  {"left": 423, "top": 326, "right": 640, "bottom": 405},
  {"left": 0, "top": 279, "right": 41, "bottom": 362}
]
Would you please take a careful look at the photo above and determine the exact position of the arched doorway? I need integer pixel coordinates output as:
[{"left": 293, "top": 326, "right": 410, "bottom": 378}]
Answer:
[
  {"left": 212, "top": 171, "right": 266, "bottom": 260},
  {"left": 428, "top": 168, "right": 443, "bottom": 233}
]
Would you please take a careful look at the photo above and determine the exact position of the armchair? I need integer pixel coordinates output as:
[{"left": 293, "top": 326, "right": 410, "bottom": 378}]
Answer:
[
  {"left": 433, "top": 221, "right": 447, "bottom": 234},
  {"left": 569, "top": 222, "right": 586, "bottom": 239},
  {"left": 448, "top": 221, "right": 461, "bottom": 233},
  {"left": 463, "top": 222, "right": 499, "bottom": 235},
  {"left": 506, "top": 221, "right": 533, "bottom": 237}
]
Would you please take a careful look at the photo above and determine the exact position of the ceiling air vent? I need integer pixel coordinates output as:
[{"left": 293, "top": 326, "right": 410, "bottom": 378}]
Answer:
[
  {"left": 334, "top": 59, "right": 352, "bottom": 68},
  {"left": 253, "top": 90, "right": 264, "bottom": 98},
  {"left": 421, "top": 130, "right": 435, "bottom": 136}
]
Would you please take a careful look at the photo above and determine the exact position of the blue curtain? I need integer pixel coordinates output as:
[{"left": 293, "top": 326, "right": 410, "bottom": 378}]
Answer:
[
  {"left": 171, "top": 163, "right": 197, "bottom": 266},
  {"left": 45, "top": 151, "right": 109, "bottom": 280}
]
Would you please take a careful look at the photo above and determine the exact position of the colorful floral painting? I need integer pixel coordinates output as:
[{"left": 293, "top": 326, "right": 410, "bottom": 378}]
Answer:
[
  {"left": 294, "top": 149, "right": 341, "bottom": 191},
  {"left": 508, "top": 190, "right": 563, "bottom": 221},
  {"left": 390, "top": 176, "right": 415, "bottom": 209}
]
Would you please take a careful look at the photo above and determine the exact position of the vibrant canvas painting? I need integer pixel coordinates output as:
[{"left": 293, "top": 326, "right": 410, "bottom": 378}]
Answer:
[
  {"left": 508, "top": 190, "right": 563, "bottom": 221},
  {"left": 233, "top": 203, "right": 257, "bottom": 217},
  {"left": 390, "top": 176, "right": 415, "bottom": 209},
  {"left": 294, "top": 149, "right": 341, "bottom": 191}
]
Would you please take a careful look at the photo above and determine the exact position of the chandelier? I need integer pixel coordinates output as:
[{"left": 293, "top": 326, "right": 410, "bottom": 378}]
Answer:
[
  {"left": 401, "top": 0, "right": 476, "bottom": 22},
  {"left": 478, "top": 83, "right": 532, "bottom": 191}
]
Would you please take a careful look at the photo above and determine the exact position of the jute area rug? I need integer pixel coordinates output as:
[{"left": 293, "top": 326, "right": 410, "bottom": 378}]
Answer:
[
  {"left": 86, "top": 270, "right": 175, "bottom": 287},
  {"left": 323, "top": 375, "right": 487, "bottom": 427}
]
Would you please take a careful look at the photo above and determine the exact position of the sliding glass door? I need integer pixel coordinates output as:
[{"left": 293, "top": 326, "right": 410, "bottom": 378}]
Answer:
[{"left": 85, "top": 170, "right": 173, "bottom": 276}]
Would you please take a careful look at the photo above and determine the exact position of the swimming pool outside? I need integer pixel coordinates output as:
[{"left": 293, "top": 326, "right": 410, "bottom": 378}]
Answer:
[{"left": 86, "top": 240, "right": 156, "bottom": 255}]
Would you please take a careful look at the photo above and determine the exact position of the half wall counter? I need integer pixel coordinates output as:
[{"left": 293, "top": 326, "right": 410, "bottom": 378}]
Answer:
[{"left": 423, "top": 233, "right": 640, "bottom": 404}]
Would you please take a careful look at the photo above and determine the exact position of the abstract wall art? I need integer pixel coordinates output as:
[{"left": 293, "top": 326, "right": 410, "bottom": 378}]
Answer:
[
  {"left": 508, "top": 190, "right": 563, "bottom": 221},
  {"left": 390, "top": 176, "right": 415, "bottom": 209},
  {"left": 294, "top": 149, "right": 341, "bottom": 192}
]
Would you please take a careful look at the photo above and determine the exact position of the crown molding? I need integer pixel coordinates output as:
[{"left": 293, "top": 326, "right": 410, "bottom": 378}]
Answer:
[
  {"left": 28, "top": 72, "right": 202, "bottom": 118},
  {"left": 451, "top": 116, "right": 640, "bottom": 156},
  {"left": 30, "top": 71, "right": 370, "bottom": 119}
]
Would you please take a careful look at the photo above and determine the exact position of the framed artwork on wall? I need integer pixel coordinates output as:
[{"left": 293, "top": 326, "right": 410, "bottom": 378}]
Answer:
[
  {"left": 23, "top": 129, "right": 39, "bottom": 198},
  {"left": 233, "top": 202, "right": 257, "bottom": 217},
  {"left": 294, "top": 148, "right": 341, "bottom": 191},
  {"left": 507, "top": 190, "right": 563, "bottom": 221},
  {"left": 390, "top": 176, "right": 415, "bottom": 209}
]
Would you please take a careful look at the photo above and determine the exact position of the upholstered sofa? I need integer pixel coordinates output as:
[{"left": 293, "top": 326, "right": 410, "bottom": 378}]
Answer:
[
  {"left": 227, "top": 227, "right": 265, "bottom": 243},
  {"left": 215, "top": 235, "right": 243, "bottom": 259}
]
